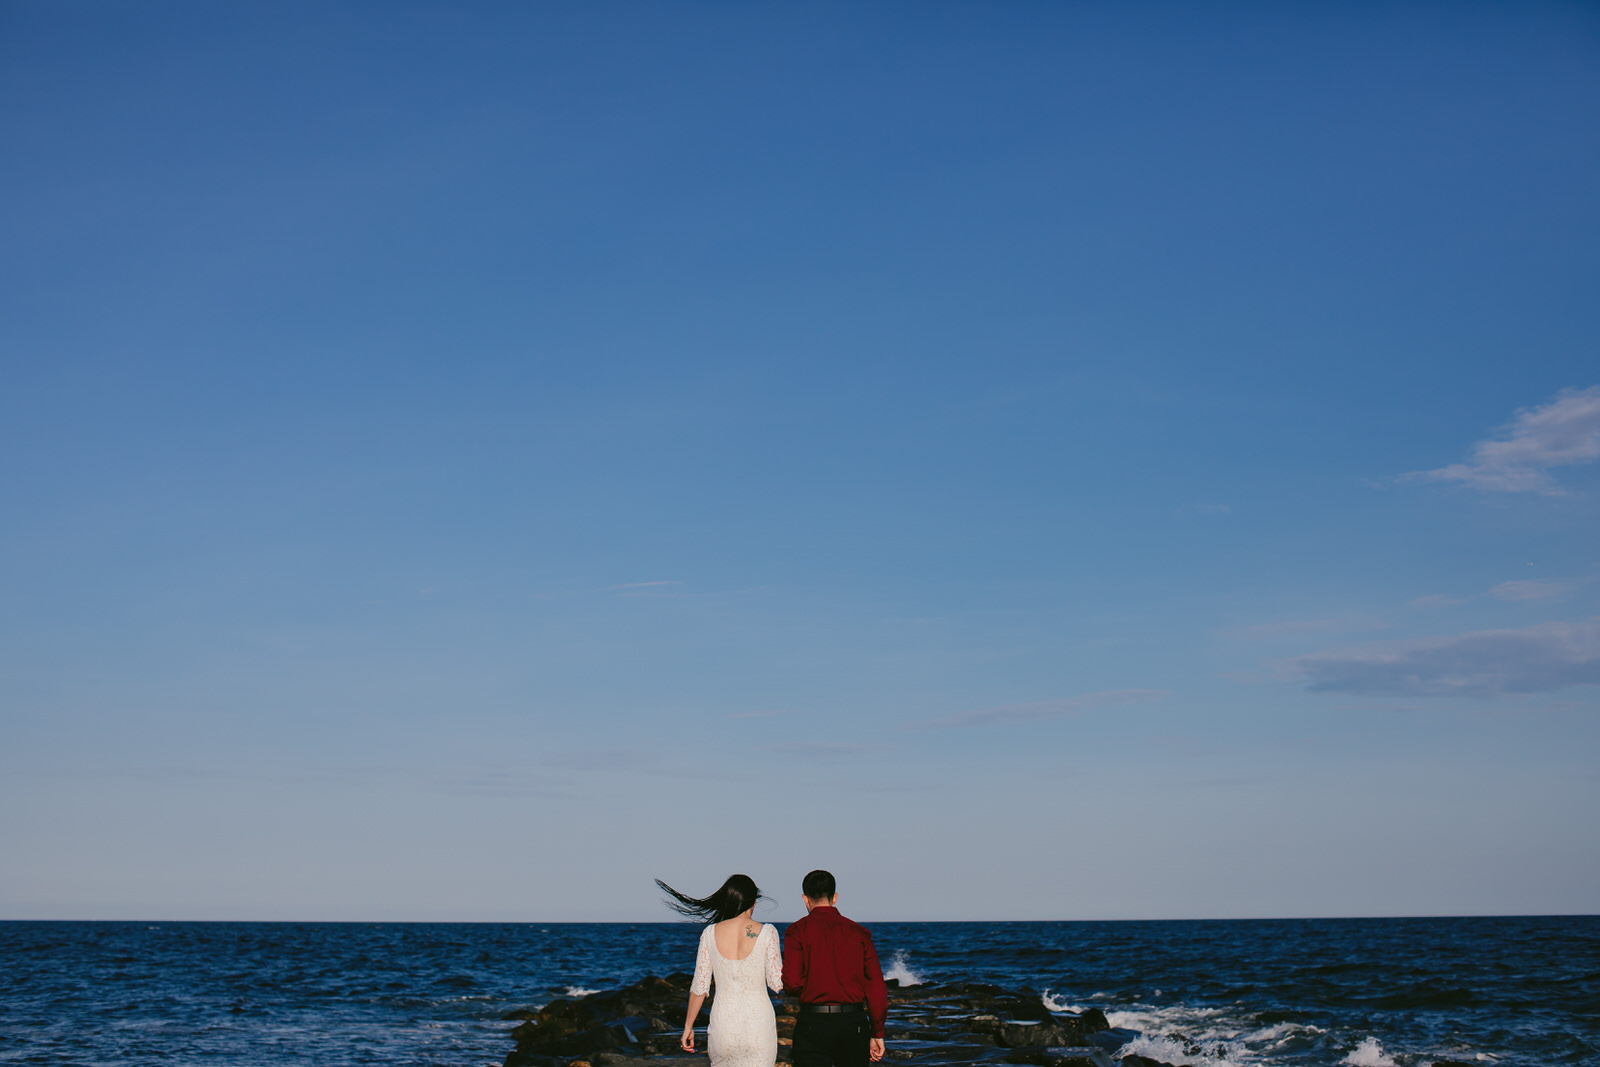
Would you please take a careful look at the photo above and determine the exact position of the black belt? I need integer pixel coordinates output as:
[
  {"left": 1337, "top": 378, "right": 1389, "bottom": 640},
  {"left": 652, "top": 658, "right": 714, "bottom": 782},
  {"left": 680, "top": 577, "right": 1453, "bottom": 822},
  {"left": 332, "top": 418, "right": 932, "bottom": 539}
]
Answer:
[{"left": 800, "top": 1003, "right": 865, "bottom": 1014}]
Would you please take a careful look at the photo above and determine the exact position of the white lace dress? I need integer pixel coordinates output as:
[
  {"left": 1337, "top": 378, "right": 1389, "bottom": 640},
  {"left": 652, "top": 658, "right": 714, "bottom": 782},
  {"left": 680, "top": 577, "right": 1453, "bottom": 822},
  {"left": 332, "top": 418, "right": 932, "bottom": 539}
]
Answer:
[{"left": 691, "top": 923, "right": 783, "bottom": 1067}]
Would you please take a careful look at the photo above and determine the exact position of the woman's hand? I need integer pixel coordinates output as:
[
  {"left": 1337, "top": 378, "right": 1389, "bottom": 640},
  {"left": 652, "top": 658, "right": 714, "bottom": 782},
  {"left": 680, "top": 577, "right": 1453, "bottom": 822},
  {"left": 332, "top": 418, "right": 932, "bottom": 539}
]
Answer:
[{"left": 680, "top": 1027, "right": 695, "bottom": 1053}]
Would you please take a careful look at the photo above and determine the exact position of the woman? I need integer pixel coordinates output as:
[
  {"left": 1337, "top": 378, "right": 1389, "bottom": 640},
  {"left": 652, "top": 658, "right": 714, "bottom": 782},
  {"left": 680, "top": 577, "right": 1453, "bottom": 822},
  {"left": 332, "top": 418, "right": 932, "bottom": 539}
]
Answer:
[{"left": 656, "top": 874, "right": 783, "bottom": 1067}]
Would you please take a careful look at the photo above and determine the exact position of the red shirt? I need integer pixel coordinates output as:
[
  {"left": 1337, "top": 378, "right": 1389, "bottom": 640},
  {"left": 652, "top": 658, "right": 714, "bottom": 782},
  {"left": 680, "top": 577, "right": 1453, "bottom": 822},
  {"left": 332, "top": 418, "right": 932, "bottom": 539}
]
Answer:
[{"left": 781, "top": 905, "right": 888, "bottom": 1038}]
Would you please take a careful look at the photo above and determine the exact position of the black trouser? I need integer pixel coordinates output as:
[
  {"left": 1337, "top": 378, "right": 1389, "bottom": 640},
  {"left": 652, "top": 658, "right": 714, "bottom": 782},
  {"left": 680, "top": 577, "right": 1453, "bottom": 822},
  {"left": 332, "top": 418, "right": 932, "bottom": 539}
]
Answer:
[{"left": 792, "top": 1010, "right": 870, "bottom": 1067}]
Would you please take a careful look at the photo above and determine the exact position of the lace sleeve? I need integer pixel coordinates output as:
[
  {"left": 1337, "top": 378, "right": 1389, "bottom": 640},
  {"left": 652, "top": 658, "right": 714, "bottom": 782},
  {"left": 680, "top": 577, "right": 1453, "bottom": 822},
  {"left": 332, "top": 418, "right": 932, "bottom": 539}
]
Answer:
[
  {"left": 764, "top": 925, "right": 782, "bottom": 993},
  {"left": 690, "top": 927, "right": 713, "bottom": 997}
]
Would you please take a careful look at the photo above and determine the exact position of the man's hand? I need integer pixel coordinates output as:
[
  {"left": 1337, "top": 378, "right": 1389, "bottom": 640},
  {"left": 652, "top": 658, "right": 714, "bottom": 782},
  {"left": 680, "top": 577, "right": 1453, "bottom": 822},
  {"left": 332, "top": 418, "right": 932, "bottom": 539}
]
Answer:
[{"left": 870, "top": 1038, "right": 885, "bottom": 1062}]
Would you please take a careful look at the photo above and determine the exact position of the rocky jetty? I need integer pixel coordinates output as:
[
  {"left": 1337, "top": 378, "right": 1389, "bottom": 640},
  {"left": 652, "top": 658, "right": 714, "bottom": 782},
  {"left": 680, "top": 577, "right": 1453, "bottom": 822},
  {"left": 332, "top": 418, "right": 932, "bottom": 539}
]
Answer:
[
  {"left": 499, "top": 975, "right": 1513, "bottom": 1067},
  {"left": 502, "top": 974, "right": 1125, "bottom": 1067}
]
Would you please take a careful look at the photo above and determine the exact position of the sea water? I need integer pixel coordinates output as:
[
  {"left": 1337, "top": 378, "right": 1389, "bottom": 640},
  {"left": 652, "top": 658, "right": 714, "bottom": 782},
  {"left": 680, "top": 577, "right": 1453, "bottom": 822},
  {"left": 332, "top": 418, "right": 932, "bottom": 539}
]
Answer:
[{"left": 1, "top": 917, "right": 1595, "bottom": 1066}]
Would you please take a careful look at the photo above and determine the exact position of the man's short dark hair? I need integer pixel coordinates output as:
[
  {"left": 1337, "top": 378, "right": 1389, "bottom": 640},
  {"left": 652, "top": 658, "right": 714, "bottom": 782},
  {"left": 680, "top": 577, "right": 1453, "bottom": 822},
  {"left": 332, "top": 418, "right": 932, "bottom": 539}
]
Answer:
[{"left": 802, "top": 869, "right": 836, "bottom": 901}]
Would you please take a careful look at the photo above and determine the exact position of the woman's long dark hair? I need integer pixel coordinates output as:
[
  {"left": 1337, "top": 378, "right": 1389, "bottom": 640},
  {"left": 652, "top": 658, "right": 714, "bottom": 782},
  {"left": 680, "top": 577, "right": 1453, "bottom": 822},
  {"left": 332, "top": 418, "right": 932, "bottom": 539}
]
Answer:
[{"left": 656, "top": 874, "right": 761, "bottom": 923}]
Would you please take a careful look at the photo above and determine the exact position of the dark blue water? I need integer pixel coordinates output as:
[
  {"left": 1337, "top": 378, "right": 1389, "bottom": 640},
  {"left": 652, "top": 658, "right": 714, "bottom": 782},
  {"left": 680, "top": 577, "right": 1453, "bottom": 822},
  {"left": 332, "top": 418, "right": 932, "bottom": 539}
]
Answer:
[{"left": 1, "top": 918, "right": 1595, "bottom": 1067}]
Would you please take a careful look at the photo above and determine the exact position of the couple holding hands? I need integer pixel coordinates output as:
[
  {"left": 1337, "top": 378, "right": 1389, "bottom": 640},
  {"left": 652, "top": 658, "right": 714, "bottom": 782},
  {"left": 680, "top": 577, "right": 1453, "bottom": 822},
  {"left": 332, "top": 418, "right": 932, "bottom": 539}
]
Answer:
[{"left": 655, "top": 870, "right": 888, "bottom": 1067}]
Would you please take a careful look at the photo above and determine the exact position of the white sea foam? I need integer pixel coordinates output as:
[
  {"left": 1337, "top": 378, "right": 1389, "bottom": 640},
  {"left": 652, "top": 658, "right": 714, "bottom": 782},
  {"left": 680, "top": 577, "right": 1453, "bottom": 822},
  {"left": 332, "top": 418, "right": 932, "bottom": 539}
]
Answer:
[
  {"left": 1116, "top": 1033, "right": 1242, "bottom": 1067},
  {"left": 882, "top": 950, "right": 922, "bottom": 987},
  {"left": 1103, "top": 1000, "right": 1302, "bottom": 1067},
  {"left": 1041, "top": 990, "right": 1088, "bottom": 1013},
  {"left": 1242, "top": 1022, "right": 1325, "bottom": 1044},
  {"left": 564, "top": 986, "right": 601, "bottom": 997},
  {"left": 1341, "top": 1037, "right": 1397, "bottom": 1067}
]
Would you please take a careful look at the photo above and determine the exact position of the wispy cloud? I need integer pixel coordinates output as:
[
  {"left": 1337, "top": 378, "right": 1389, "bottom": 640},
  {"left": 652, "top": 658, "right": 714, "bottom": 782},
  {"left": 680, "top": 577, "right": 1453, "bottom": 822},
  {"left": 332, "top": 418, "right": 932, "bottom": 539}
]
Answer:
[
  {"left": 607, "top": 580, "right": 684, "bottom": 595},
  {"left": 542, "top": 748, "right": 648, "bottom": 771},
  {"left": 525, "top": 748, "right": 728, "bottom": 779},
  {"left": 1296, "top": 617, "right": 1600, "bottom": 697},
  {"left": 1489, "top": 579, "right": 1574, "bottom": 602},
  {"left": 902, "top": 689, "right": 1168, "bottom": 730},
  {"left": 763, "top": 742, "right": 872, "bottom": 758},
  {"left": 1410, "top": 576, "right": 1581, "bottom": 607},
  {"left": 1223, "top": 616, "right": 1388, "bottom": 640},
  {"left": 1408, "top": 593, "right": 1469, "bottom": 608},
  {"left": 1404, "top": 385, "right": 1600, "bottom": 494}
]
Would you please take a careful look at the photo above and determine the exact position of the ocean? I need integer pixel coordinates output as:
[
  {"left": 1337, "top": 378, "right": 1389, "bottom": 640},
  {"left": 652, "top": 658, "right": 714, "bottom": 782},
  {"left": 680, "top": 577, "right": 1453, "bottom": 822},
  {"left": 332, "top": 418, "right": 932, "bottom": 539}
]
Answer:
[{"left": 1, "top": 917, "right": 1595, "bottom": 1067}]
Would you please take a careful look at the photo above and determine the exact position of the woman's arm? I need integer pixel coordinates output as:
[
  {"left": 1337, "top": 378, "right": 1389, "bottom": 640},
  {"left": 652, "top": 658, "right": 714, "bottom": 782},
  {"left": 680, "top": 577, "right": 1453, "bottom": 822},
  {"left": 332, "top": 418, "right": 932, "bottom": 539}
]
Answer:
[
  {"left": 684, "top": 927, "right": 712, "bottom": 1051},
  {"left": 764, "top": 926, "right": 783, "bottom": 994},
  {"left": 680, "top": 992, "right": 707, "bottom": 1052}
]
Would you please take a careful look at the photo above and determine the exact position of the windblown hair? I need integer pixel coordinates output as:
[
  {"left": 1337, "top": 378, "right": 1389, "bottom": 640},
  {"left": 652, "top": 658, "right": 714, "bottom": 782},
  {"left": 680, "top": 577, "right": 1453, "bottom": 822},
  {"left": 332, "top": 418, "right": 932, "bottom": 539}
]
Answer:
[
  {"left": 802, "top": 869, "right": 836, "bottom": 901},
  {"left": 656, "top": 874, "right": 762, "bottom": 924}
]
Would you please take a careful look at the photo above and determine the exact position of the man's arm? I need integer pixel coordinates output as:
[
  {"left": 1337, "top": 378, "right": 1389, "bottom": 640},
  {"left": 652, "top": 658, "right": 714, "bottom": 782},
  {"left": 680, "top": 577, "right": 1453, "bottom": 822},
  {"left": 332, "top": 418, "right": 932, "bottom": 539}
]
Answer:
[
  {"left": 781, "top": 919, "right": 806, "bottom": 995},
  {"left": 860, "top": 928, "right": 888, "bottom": 1044}
]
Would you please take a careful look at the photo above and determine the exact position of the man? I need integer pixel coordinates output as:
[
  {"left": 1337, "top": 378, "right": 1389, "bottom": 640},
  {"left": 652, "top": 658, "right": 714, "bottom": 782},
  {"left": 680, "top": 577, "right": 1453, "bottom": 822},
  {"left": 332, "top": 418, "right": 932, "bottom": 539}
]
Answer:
[{"left": 781, "top": 870, "right": 888, "bottom": 1067}]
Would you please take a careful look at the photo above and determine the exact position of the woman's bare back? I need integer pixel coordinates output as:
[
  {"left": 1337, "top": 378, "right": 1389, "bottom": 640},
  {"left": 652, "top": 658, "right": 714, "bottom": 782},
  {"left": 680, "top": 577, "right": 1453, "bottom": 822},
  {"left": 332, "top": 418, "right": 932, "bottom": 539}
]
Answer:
[{"left": 712, "top": 916, "right": 764, "bottom": 961}]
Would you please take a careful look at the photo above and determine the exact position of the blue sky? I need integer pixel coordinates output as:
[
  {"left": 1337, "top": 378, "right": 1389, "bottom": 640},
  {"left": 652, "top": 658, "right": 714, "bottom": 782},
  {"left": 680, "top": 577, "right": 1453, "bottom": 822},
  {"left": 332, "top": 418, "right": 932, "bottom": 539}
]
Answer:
[{"left": 2, "top": 2, "right": 1597, "bottom": 921}]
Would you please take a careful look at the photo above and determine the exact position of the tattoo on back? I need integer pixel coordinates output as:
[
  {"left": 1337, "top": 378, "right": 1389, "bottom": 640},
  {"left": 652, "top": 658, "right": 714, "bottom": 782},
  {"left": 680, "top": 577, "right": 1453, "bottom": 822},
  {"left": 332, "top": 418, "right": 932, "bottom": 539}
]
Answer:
[{"left": 745, "top": 924, "right": 759, "bottom": 939}]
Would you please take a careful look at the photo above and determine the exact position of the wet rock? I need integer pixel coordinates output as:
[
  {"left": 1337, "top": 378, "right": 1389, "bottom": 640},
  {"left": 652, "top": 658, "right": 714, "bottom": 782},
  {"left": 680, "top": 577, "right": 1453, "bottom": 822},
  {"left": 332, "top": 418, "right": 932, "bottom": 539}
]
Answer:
[
  {"left": 1086, "top": 1028, "right": 1138, "bottom": 1052},
  {"left": 992, "top": 1010, "right": 1109, "bottom": 1049},
  {"left": 1004, "top": 1048, "right": 1114, "bottom": 1067},
  {"left": 1118, "top": 1055, "right": 1180, "bottom": 1067},
  {"left": 502, "top": 973, "right": 1129, "bottom": 1067}
]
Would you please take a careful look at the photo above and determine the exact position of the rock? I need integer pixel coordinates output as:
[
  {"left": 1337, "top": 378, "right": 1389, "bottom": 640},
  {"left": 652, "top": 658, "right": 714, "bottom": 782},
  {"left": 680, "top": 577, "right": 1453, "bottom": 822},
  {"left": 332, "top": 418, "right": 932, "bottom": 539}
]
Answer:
[
  {"left": 1119, "top": 1056, "right": 1180, "bottom": 1067},
  {"left": 993, "top": 1010, "right": 1109, "bottom": 1049},
  {"left": 1430, "top": 1062, "right": 1479, "bottom": 1067},
  {"left": 503, "top": 974, "right": 1130, "bottom": 1067},
  {"left": 1004, "top": 1048, "right": 1114, "bottom": 1067},
  {"left": 1086, "top": 1028, "right": 1138, "bottom": 1052}
]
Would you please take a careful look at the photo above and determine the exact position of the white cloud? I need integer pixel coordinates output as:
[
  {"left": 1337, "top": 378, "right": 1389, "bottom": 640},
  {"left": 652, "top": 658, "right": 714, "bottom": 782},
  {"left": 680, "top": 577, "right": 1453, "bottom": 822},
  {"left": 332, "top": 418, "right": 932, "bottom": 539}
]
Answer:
[
  {"left": 1489, "top": 579, "right": 1573, "bottom": 602},
  {"left": 1405, "top": 385, "right": 1600, "bottom": 494},
  {"left": 1411, "top": 577, "right": 1581, "bottom": 607},
  {"left": 902, "top": 689, "right": 1168, "bottom": 730},
  {"left": 606, "top": 581, "right": 684, "bottom": 595},
  {"left": 1296, "top": 617, "right": 1600, "bottom": 697},
  {"left": 763, "top": 742, "right": 871, "bottom": 757},
  {"left": 1224, "top": 616, "right": 1388, "bottom": 640},
  {"left": 1408, "top": 593, "right": 1469, "bottom": 608}
]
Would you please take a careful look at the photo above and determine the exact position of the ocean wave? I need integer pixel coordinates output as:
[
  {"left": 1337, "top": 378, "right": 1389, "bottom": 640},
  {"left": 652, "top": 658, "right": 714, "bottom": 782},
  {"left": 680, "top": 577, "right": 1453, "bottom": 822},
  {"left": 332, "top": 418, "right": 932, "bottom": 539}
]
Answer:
[
  {"left": 1104, "top": 1001, "right": 1338, "bottom": 1066},
  {"left": 883, "top": 950, "right": 922, "bottom": 987},
  {"left": 1104, "top": 1004, "right": 1243, "bottom": 1067},
  {"left": 1041, "top": 989, "right": 1088, "bottom": 1013},
  {"left": 1242, "top": 1020, "right": 1327, "bottom": 1051},
  {"left": 1370, "top": 985, "right": 1481, "bottom": 1009},
  {"left": 1115, "top": 1033, "right": 1243, "bottom": 1067},
  {"left": 1340, "top": 1036, "right": 1396, "bottom": 1067},
  {"left": 564, "top": 986, "right": 601, "bottom": 997}
]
